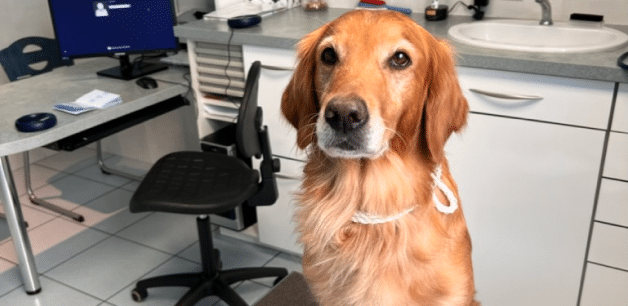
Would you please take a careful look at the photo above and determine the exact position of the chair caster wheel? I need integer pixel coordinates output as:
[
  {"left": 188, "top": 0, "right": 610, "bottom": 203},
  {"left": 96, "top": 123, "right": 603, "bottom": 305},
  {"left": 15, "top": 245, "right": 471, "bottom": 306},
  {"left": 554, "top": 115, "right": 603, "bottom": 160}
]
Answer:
[{"left": 131, "top": 288, "right": 147, "bottom": 302}]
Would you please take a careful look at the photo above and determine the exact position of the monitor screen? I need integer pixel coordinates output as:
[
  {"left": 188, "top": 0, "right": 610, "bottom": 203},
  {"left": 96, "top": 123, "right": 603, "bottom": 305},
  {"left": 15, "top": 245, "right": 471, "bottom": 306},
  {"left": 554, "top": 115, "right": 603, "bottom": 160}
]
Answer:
[{"left": 49, "top": 0, "right": 178, "bottom": 59}]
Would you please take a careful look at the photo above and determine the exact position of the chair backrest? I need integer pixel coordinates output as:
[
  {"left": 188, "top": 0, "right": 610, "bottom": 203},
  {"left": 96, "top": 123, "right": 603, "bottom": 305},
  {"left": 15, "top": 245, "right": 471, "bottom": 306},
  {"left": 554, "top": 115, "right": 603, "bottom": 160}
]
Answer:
[
  {"left": 0, "top": 36, "right": 74, "bottom": 81},
  {"left": 236, "top": 61, "right": 280, "bottom": 207},
  {"left": 236, "top": 61, "right": 263, "bottom": 159}
]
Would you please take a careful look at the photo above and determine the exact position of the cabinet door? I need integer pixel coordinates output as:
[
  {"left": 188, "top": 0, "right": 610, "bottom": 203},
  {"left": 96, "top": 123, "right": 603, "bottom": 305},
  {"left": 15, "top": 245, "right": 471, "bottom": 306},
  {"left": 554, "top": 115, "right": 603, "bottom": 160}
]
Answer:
[{"left": 446, "top": 114, "right": 605, "bottom": 306}]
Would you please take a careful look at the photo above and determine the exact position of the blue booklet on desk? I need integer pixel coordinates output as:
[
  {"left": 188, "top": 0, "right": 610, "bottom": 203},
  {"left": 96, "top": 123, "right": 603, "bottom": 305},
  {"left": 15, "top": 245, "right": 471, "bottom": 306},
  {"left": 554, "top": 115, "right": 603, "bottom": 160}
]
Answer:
[{"left": 54, "top": 89, "right": 122, "bottom": 115}]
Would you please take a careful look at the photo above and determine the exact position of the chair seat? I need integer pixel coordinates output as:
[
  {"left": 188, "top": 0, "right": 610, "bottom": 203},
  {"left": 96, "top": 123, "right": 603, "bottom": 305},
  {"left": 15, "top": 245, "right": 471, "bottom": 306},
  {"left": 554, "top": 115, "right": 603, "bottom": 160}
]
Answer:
[{"left": 130, "top": 151, "right": 259, "bottom": 215}]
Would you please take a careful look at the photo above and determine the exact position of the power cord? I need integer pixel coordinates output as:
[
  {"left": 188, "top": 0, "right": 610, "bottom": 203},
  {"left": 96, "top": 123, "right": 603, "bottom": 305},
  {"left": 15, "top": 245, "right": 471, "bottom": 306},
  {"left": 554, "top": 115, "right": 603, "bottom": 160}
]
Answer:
[
  {"left": 448, "top": 1, "right": 485, "bottom": 20},
  {"left": 224, "top": 29, "right": 235, "bottom": 98}
]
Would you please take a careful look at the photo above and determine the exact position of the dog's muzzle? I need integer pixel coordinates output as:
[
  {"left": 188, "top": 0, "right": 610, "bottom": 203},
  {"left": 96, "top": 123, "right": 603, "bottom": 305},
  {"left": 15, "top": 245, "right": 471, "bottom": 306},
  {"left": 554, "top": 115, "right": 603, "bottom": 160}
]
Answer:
[
  {"left": 317, "top": 97, "right": 387, "bottom": 159},
  {"left": 324, "top": 97, "right": 369, "bottom": 134}
]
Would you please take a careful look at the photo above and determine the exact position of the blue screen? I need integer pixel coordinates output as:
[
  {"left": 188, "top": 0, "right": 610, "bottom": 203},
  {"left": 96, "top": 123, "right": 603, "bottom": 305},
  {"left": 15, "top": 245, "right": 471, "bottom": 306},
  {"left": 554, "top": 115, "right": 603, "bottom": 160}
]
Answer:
[{"left": 49, "top": 0, "right": 178, "bottom": 58}]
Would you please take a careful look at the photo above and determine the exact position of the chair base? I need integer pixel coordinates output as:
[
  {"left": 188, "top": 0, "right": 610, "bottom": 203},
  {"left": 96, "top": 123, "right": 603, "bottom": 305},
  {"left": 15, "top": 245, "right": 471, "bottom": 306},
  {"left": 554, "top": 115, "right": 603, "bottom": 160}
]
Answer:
[
  {"left": 132, "top": 267, "right": 289, "bottom": 306},
  {"left": 131, "top": 215, "right": 288, "bottom": 306}
]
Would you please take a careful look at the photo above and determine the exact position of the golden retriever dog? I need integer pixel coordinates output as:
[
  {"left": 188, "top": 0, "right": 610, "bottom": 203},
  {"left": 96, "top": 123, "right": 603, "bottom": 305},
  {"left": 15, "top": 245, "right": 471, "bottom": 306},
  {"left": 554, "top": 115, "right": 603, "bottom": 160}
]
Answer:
[{"left": 281, "top": 9, "right": 479, "bottom": 306}]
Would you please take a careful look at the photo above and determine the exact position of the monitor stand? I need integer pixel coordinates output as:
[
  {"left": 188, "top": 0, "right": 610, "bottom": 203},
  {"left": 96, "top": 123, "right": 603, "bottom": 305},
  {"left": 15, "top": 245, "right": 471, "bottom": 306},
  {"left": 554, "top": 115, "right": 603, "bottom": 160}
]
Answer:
[{"left": 96, "top": 54, "right": 168, "bottom": 80}]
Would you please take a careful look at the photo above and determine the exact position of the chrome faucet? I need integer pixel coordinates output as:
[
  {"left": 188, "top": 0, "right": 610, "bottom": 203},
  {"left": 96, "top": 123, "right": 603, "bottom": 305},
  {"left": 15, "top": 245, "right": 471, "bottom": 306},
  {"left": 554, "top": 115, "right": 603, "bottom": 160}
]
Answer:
[{"left": 535, "top": 0, "right": 553, "bottom": 25}]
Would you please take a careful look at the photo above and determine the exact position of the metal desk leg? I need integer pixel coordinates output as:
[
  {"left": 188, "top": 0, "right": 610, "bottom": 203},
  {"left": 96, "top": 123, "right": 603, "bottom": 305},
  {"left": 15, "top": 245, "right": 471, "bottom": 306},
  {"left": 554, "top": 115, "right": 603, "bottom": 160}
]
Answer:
[
  {"left": 96, "top": 141, "right": 143, "bottom": 181},
  {"left": 0, "top": 212, "right": 28, "bottom": 228},
  {"left": 0, "top": 156, "right": 41, "bottom": 294},
  {"left": 23, "top": 152, "right": 84, "bottom": 222}
]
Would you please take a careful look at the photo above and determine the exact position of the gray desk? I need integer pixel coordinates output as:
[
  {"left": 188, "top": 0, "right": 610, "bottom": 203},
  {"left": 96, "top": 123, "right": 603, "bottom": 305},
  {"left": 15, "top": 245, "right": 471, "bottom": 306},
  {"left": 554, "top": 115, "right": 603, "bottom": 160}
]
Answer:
[{"left": 0, "top": 57, "right": 188, "bottom": 293}]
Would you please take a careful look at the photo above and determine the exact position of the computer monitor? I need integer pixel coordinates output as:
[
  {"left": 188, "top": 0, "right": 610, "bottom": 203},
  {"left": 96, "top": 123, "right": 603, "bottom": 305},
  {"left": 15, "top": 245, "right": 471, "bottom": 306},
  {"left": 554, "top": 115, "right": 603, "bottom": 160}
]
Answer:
[{"left": 48, "top": 0, "right": 179, "bottom": 80}]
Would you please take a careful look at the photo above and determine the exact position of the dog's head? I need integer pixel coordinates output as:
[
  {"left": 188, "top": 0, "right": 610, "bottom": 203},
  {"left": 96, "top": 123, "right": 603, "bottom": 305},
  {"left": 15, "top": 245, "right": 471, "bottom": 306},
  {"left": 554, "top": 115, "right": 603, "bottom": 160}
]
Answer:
[{"left": 281, "top": 10, "right": 468, "bottom": 163}]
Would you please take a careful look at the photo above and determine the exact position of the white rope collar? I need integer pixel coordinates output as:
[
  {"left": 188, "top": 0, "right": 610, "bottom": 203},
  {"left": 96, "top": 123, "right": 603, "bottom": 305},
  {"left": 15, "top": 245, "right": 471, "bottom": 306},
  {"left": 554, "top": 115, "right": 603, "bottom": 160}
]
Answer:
[{"left": 350, "top": 165, "right": 458, "bottom": 225}]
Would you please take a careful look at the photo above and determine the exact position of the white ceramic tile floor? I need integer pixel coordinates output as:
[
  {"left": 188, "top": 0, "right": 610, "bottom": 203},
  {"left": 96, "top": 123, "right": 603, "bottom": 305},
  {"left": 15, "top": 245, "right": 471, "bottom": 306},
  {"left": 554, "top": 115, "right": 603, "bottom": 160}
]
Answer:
[{"left": 0, "top": 147, "right": 302, "bottom": 306}]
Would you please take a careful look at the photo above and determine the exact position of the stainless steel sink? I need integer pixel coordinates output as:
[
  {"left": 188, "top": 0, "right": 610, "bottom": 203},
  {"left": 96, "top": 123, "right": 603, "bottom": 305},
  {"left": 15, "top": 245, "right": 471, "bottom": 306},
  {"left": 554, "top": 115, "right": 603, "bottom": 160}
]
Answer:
[{"left": 448, "top": 20, "right": 628, "bottom": 53}]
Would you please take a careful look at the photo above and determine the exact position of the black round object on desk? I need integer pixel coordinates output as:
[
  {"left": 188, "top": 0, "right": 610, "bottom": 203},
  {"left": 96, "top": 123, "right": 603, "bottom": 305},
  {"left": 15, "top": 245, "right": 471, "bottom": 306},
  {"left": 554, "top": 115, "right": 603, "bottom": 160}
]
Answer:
[
  {"left": 228, "top": 15, "right": 262, "bottom": 29},
  {"left": 15, "top": 113, "right": 57, "bottom": 132}
]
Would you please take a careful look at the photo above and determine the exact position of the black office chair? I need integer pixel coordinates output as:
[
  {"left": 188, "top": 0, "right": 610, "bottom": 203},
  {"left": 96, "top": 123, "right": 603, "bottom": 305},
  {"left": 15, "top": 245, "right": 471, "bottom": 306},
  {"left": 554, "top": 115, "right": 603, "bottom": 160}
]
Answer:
[{"left": 129, "top": 61, "right": 288, "bottom": 306}]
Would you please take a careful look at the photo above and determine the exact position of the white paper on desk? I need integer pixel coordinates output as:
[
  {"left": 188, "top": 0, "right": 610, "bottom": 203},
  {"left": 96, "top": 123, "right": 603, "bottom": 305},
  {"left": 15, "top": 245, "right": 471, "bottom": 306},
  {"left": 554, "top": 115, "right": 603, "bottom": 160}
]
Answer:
[{"left": 53, "top": 90, "right": 122, "bottom": 115}]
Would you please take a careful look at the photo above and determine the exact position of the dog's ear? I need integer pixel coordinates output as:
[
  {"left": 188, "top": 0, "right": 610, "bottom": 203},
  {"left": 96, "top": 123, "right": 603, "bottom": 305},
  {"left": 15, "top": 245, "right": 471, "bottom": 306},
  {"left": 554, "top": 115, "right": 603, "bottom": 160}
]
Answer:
[
  {"left": 281, "top": 25, "right": 328, "bottom": 149},
  {"left": 422, "top": 39, "right": 469, "bottom": 163}
]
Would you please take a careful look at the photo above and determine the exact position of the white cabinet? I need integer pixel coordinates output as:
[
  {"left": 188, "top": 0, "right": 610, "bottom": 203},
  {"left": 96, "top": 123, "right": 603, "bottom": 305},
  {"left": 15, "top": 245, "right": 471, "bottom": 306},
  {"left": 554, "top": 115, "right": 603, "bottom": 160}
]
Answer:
[
  {"left": 596, "top": 179, "right": 628, "bottom": 228},
  {"left": 447, "top": 67, "right": 611, "bottom": 305},
  {"left": 580, "top": 263, "right": 628, "bottom": 306},
  {"left": 611, "top": 83, "right": 628, "bottom": 133},
  {"left": 604, "top": 132, "right": 628, "bottom": 181},
  {"left": 456, "top": 67, "right": 613, "bottom": 129},
  {"left": 447, "top": 114, "right": 605, "bottom": 306},
  {"left": 580, "top": 82, "right": 628, "bottom": 306},
  {"left": 587, "top": 223, "right": 628, "bottom": 271}
]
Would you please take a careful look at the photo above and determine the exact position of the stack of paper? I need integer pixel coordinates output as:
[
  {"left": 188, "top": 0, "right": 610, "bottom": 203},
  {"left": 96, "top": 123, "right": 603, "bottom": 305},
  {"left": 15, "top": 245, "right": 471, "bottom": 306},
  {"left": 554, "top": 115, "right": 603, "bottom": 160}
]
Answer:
[{"left": 53, "top": 90, "right": 122, "bottom": 115}]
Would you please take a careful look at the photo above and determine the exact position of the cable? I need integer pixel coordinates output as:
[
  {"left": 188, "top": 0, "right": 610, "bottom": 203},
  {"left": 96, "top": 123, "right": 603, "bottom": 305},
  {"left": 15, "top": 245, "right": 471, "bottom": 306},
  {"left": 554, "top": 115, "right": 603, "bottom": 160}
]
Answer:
[
  {"left": 448, "top": 0, "right": 485, "bottom": 20},
  {"left": 181, "top": 71, "right": 197, "bottom": 119},
  {"left": 224, "top": 29, "right": 237, "bottom": 106},
  {"left": 448, "top": 1, "right": 470, "bottom": 13}
]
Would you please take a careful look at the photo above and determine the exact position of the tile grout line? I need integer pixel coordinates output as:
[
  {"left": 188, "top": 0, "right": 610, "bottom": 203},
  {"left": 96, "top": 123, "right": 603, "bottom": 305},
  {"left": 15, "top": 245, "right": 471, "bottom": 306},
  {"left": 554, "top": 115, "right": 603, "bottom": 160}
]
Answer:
[
  {"left": 102, "top": 253, "right": 177, "bottom": 303},
  {"left": 42, "top": 274, "right": 110, "bottom": 304}
]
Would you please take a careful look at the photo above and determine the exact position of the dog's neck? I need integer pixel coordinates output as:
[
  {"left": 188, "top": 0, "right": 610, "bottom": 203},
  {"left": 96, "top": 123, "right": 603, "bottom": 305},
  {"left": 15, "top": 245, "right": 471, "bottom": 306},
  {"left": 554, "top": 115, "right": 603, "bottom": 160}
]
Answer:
[
  {"left": 296, "top": 149, "right": 458, "bottom": 258},
  {"left": 303, "top": 149, "right": 450, "bottom": 219},
  {"left": 350, "top": 165, "right": 458, "bottom": 225}
]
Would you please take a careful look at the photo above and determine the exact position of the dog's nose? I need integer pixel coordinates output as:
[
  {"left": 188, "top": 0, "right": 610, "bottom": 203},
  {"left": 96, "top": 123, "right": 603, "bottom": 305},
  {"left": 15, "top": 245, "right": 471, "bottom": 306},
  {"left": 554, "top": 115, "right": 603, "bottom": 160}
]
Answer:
[{"left": 324, "top": 98, "right": 369, "bottom": 133}]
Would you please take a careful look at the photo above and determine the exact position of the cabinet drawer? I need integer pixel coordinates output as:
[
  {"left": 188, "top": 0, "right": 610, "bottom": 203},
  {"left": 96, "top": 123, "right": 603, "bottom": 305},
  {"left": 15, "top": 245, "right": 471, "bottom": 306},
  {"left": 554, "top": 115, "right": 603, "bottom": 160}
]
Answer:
[
  {"left": 588, "top": 223, "right": 628, "bottom": 270},
  {"left": 456, "top": 67, "right": 613, "bottom": 129},
  {"left": 612, "top": 83, "right": 628, "bottom": 133},
  {"left": 596, "top": 179, "right": 628, "bottom": 227},
  {"left": 580, "top": 263, "right": 628, "bottom": 306},
  {"left": 603, "top": 132, "right": 628, "bottom": 181}
]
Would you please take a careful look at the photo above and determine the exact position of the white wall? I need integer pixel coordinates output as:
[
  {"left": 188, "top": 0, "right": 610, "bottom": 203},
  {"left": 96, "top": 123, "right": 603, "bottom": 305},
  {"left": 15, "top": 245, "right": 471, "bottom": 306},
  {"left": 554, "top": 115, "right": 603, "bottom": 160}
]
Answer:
[
  {"left": 0, "top": 0, "right": 56, "bottom": 85},
  {"left": 175, "top": 0, "right": 216, "bottom": 15}
]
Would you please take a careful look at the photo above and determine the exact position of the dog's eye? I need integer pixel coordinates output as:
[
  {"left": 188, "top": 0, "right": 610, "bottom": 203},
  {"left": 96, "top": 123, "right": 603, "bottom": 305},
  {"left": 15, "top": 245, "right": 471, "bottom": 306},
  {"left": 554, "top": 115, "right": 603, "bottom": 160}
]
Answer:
[
  {"left": 389, "top": 52, "right": 411, "bottom": 69},
  {"left": 321, "top": 47, "right": 338, "bottom": 66}
]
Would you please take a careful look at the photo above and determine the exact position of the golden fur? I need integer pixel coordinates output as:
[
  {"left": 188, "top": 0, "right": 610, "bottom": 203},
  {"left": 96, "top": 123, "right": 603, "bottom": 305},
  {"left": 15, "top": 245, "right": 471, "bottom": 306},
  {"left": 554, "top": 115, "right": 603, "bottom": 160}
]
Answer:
[{"left": 281, "top": 10, "right": 479, "bottom": 306}]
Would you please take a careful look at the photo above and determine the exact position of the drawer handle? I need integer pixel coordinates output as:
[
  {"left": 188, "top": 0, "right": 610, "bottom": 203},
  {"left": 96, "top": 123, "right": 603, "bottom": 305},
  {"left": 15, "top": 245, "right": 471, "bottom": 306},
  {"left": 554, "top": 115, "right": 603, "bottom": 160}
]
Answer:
[
  {"left": 469, "top": 88, "right": 544, "bottom": 101},
  {"left": 261, "top": 64, "right": 295, "bottom": 71},
  {"left": 276, "top": 173, "right": 301, "bottom": 180}
]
